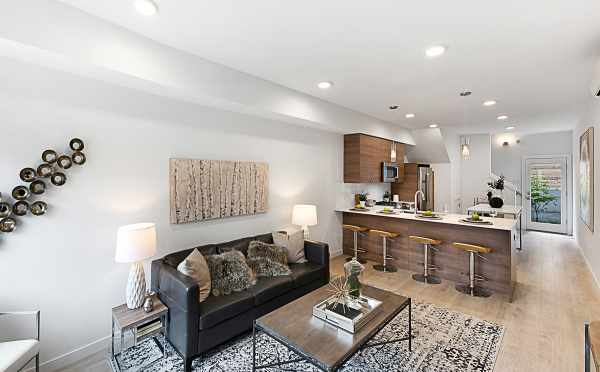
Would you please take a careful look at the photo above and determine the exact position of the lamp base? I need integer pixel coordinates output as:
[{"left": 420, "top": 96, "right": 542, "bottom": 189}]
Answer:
[
  {"left": 301, "top": 225, "right": 310, "bottom": 240},
  {"left": 126, "top": 262, "right": 146, "bottom": 309}
]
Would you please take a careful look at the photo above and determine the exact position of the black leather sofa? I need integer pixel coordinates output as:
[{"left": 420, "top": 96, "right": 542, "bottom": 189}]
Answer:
[{"left": 151, "top": 233, "right": 330, "bottom": 371}]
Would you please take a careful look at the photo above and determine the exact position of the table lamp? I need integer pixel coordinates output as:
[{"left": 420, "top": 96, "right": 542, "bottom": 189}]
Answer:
[
  {"left": 115, "top": 223, "right": 157, "bottom": 309},
  {"left": 292, "top": 204, "right": 318, "bottom": 239}
]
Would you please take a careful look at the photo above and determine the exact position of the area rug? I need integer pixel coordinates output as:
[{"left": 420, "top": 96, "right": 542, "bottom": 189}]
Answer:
[{"left": 110, "top": 302, "right": 504, "bottom": 372}]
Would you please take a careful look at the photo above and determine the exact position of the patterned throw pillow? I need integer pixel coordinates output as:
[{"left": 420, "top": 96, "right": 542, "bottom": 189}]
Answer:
[
  {"left": 177, "top": 249, "right": 212, "bottom": 303},
  {"left": 206, "top": 251, "right": 256, "bottom": 296},
  {"left": 247, "top": 240, "right": 291, "bottom": 277},
  {"left": 273, "top": 229, "right": 306, "bottom": 263}
]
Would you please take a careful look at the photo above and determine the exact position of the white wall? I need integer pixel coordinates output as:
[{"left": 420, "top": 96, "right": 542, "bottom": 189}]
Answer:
[
  {"left": 0, "top": 57, "right": 403, "bottom": 369},
  {"left": 459, "top": 134, "right": 492, "bottom": 213},
  {"left": 575, "top": 97, "right": 600, "bottom": 285}
]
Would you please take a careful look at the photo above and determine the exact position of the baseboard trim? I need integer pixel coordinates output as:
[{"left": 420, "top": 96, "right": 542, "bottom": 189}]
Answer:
[
  {"left": 580, "top": 245, "right": 600, "bottom": 295},
  {"left": 27, "top": 335, "right": 110, "bottom": 372}
]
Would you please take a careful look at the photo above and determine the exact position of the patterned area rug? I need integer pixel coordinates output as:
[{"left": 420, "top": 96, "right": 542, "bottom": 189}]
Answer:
[{"left": 110, "top": 302, "right": 504, "bottom": 372}]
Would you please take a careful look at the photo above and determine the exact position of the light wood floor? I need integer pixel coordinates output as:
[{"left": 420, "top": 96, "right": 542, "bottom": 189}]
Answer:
[{"left": 59, "top": 231, "right": 599, "bottom": 372}]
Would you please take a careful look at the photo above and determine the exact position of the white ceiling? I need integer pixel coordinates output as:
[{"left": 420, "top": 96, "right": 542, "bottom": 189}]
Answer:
[{"left": 59, "top": 0, "right": 600, "bottom": 134}]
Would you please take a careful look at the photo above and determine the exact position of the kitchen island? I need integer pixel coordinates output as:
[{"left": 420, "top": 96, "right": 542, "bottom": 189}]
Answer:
[{"left": 337, "top": 207, "right": 519, "bottom": 301}]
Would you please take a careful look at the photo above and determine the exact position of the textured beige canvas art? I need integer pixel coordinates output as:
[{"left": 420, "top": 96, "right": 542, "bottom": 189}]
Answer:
[{"left": 170, "top": 159, "right": 268, "bottom": 224}]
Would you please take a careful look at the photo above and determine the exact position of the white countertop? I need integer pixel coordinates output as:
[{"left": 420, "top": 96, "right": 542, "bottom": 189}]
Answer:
[
  {"left": 467, "top": 204, "right": 522, "bottom": 215},
  {"left": 336, "top": 206, "right": 518, "bottom": 231}
]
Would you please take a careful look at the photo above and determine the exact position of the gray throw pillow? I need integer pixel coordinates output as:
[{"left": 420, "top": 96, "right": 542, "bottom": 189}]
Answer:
[
  {"left": 206, "top": 251, "right": 256, "bottom": 296},
  {"left": 247, "top": 240, "right": 291, "bottom": 277}
]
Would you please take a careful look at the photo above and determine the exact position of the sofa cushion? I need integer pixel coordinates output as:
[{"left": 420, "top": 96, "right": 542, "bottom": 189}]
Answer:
[
  {"left": 289, "top": 262, "right": 327, "bottom": 288},
  {"left": 163, "top": 244, "right": 218, "bottom": 267},
  {"left": 198, "top": 291, "right": 254, "bottom": 330},
  {"left": 218, "top": 233, "right": 273, "bottom": 257},
  {"left": 249, "top": 276, "right": 294, "bottom": 305}
]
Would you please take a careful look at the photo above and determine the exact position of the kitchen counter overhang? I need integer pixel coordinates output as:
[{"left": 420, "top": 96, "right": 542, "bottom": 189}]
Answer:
[{"left": 336, "top": 208, "right": 518, "bottom": 301}]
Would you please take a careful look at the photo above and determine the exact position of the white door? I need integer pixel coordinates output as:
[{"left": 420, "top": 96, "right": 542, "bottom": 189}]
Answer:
[{"left": 524, "top": 156, "right": 568, "bottom": 234}]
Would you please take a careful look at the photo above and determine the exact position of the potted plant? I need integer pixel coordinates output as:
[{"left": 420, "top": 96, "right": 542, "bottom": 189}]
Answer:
[
  {"left": 487, "top": 175, "right": 505, "bottom": 208},
  {"left": 357, "top": 192, "right": 368, "bottom": 208}
]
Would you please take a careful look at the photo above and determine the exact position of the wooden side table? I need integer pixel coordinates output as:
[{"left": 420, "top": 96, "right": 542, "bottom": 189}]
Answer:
[{"left": 111, "top": 294, "right": 169, "bottom": 371}]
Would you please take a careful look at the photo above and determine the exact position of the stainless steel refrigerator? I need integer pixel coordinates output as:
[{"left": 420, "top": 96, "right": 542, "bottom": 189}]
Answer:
[{"left": 417, "top": 165, "right": 435, "bottom": 211}]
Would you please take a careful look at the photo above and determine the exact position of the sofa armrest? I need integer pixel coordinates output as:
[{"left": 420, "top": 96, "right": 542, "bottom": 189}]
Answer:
[
  {"left": 151, "top": 259, "right": 200, "bottom": 358},
  {"left": 304, "top": 240, "right": 329, "bottom": 266},
  {"left": 151, "top": 260, "right": 200, "bottom": 313}
]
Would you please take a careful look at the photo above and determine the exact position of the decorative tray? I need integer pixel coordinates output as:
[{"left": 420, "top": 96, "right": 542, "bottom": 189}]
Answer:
[
  {"left": 460, "top": 218, "right": 493, "bottom": 225},
  {"left": 313, "top": 294, "right": 382, "bottom": 333},
  {"left": 416, "top": 214, "right": 442, "bottom": 219},
  {"left": 349, "top": 208, "right": 371, "bottom": 212},
  {"left": 377, "top": 210, "right": 399, "bottom": 215}
]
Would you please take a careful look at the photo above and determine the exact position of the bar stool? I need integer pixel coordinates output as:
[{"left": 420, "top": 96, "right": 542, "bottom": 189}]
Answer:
[
  {"left": 343, "top": 224, "right": 368, "bottom": 264},
  {"left": 369, "top": 229, "right": 399, "bottom": 272},
  {"left": 452, "top": 242, "right": 493, "bottom": 298},
  {"left": 409, "top": 235, "right": 442, "bottom": 284}
]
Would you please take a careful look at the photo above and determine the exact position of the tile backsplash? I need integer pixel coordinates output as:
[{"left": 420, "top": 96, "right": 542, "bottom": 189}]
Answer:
[{"left": 336, "top": 183, "right": 391, "bottom": 209}]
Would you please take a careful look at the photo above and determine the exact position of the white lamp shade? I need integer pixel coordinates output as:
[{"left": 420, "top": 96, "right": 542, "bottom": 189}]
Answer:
[
  {"left": 115, "top": 223, "right": 157, "bottom": 263},
  {"left": 292, "top": 205, "right": 318, "bottom": 226}
]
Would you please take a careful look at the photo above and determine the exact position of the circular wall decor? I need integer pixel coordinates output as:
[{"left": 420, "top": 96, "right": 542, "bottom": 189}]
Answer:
[
  {"left": 12, "top": 201, "right": 29, "bottom": 216},
  {"left": 0, "top": 202, "right": 12, "bottom": 218},
  {"left": 69, "top": 138, "right": 84, "bottom": 151},
  {"left": 51, "top": 172, "right": 67, "bottom": 186},
  {"left": 19, "top": 167, "right": 37, "bottom": 182},
  {"left": 37, "top": 163, "right": 54, "bottom": 178},
  {"left": 42, "top": 149, "right": 58, "bottom": 163},
  {"left": 0, "top": 217, "right": 16, "bottom": 233},
  {"left": 57, "top": 155, "right": 73, "bottom": 169},
  {"left": 30, "top": 201, "right": 47, "bottom": 216},
  {"left": 72, "top": 151, "right": 86, "bottom": 165},
  {"left": 29, "top": 180, "right": 46, "bottom": 195},
  {"left": 11, "top": 186, "right": 30, "bottom": 200}
]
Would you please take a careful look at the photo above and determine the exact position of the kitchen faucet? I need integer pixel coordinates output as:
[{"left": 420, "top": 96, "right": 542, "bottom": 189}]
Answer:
[{"left": 414, "top": 190, "right": 424, "bottom": 215}]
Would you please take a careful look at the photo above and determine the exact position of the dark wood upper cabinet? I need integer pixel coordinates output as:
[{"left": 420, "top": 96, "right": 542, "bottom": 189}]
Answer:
[{"left": 344, "top": 133, "right": 405, "bottom": 183}]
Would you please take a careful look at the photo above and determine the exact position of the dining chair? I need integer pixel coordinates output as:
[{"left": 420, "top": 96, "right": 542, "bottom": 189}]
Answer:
[{"left": 0, "top": 311, "right": 40, "bottom": 372}]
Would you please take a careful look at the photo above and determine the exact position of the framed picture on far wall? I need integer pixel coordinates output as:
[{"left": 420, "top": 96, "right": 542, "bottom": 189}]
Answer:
[{"left": 579, "top": 127, "right": 594, "bottom": 232}]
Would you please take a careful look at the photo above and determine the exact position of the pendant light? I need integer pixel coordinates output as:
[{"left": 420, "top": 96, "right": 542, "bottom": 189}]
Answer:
[
  {"left": 460, "top": 136, "right": 471, "bottom": 160},
  {"left": 391, "top": 141, "right": 397, "bottom": 163}
]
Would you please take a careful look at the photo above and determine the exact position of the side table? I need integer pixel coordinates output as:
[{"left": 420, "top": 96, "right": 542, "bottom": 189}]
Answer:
[{"left": 111, "top": 294, "right": 169, "bottom": 371}]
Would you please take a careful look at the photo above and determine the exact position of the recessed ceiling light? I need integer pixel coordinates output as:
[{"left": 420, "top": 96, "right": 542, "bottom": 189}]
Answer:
[
  {"left": 317, "top": 81, "right": 333, "bottom": 89},
  {"left": 505, "top": 126, "right": 515, "bottom": 130},
  {"left": 425, "top": 45, "right": 446, "bottom": 58},
  {"left": 405, "top": 113, "right": 416, "bottom": 118},
  {"left": 134, "top": 0, "right": 158, "bottom": 16},
  {"left": 497, "top": 115, "right": 509, "bottom": 120},
  {"left": 483, "top": 100, "right": 497, "bottom": 106},
  {"left": 429, "top": 124, "right": 439, "bottom": 128}
]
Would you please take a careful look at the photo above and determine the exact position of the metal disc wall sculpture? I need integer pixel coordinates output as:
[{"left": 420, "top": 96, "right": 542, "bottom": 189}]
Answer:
[{"left": 0, "top": 138, "right": 87, "bottom": 236}]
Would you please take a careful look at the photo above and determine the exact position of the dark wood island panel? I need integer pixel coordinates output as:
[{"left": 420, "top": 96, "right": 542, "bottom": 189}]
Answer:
[{"left": 342, "top": 212, "right": 516, "bottom": 301}]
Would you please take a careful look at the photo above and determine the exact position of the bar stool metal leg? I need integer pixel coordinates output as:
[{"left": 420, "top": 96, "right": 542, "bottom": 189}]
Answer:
[
  {"left": 412, "top": 243, "right": 441, "bottom": 284},
  {"left": 345, "top": 230, "right": 367, "bottom": 264},
  {"left": 455, "top": 251, "right": 491, "bottom": 297},
  {"left": 373, "top": 236, "right": 397, "bottom": 272}
]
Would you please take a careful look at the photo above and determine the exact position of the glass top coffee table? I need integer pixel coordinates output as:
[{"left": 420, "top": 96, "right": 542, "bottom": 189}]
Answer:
[{"left": 252, "top": 284, "right": 412, "bottom": 372}]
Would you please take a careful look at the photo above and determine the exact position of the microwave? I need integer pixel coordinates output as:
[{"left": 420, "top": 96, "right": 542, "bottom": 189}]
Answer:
[{"left": 382, "top": 162, "right": 399, "bottom": 182}]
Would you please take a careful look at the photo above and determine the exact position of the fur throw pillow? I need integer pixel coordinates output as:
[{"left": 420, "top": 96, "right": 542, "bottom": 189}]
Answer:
[
  {"left": 248, "top": 240, "right": 288, "bottom": 265},
  {"left": 247, "top": 257, "right": 291, "bottom": 277},
  {"left": 206, "top": 251, "right": 256, "bottom": 296},
  {"left": 247, "top": 240, "right": 291, "bottom": 277}
]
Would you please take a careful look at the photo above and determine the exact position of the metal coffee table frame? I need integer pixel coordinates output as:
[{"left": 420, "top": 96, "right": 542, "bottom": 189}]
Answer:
[{"left": 252, "top": 298, "right": 412, "bottom": 372}]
